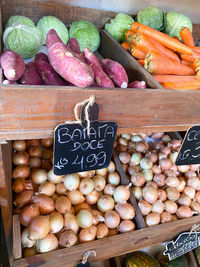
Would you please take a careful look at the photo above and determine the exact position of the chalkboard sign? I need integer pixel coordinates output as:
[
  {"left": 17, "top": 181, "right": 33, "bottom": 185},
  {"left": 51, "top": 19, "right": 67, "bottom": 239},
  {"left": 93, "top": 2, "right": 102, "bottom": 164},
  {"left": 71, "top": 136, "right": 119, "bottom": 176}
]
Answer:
[
  {"left": 53, "top": 121, "right": 118, "bottom": 175},
  {"left": 176, "top": 125, "right": 200, "bottom": 165},
  {"left": 164, "top": 232, "right": 200, "bottom": 260}
]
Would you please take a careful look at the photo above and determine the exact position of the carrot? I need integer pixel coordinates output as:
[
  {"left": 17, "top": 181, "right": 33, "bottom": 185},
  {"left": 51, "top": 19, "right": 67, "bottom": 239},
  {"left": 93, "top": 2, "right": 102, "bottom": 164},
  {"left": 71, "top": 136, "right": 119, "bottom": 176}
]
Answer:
[
  {"left": 145, "top": 50, "right": 170, "bottom": 62},
  {"left": 152, "top": 74, "right": 199, "bottom": 83},
  {"left": 133, "top": 22, "right": 193, "bottom": 54},
  {"left": 180, "top": 26, "right": 195, "bottom": 47},
  {"left": 126, "top": 31, "right": 136, "bottom": 44},
  {"left": 197, "top": 70, "right": 200, "bottom": 78},
  {"left": 180, "top": 53, "right": 198, "bottom": 62},
  {"left": 129, "top": 45, "right": 146, "bottom": 59},
  {"left": 131, "top": 22, "right": 141, "bottom": 32},
  {"left": 137, "top": 59, "right": 144, "bottom": 66},
  {"left": 145, "top": 59, "right": 195, "bottom": 75},
  {"left": 192, "top": 47, "right": 200, "bottom": 53},
  {"left": 193, "top": 58, "right": 200, "bottom": 71},
  {"left": 180, "top": 60, "right": 195, "bottom": 69},
  {"left": 134, "top": 34, "right": 161, "bottom": 54},
  {"left": 173, "top": 36, "right": 180, "bottom": 40},
  {"left": 121, "top": 42, "right": 130, "bottom": 51},
  {"left": 161, "top": 81, "right": 200, "bottom": 90}
]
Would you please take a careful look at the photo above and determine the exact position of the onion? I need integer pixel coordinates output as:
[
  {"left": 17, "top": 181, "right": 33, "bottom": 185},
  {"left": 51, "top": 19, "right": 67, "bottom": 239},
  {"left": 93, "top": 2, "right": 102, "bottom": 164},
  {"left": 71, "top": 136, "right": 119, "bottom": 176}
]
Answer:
[
  {"left": 146, "top": 181, "right": 158, "bottom": 189},
  {"left": 165, "top": 176, "right": 180, "bottom": 187},
  {"left": 169, "top": 152, "right": 178, "bottom": 164},
  {"left": 195, "top": 191, "right": 200, "bottom": 204},
  {"left": 77, "top": 210, "right": 93, "bottom": 228},
  {"left": 63, "top": 174, "right": 80, "bottom": 191},
  {"left": 170, "top": 165, "right": 178, "bottom": 173},
  {"left": 178, "top": 194, "right": 192, "bottom": 207},
  {"left": 131, "top": 173, "right": 145, "bottom": 186},
  {"left": 115, "top": 203, "right": 135, "bottom": 220},
  {"left": 142, "top": 169, "right": 153, "bottom": 182},
  {"left": 151, "top": 132, "right": 164, "bottom": 139},
  {"left": 96, "top": 168, "right": 108, "bottom": 176},
  {"left": 42, "top": 149, "right": 53, "bottom": 160},
  {"left": 49, "top": 211, "right": 64, "bottom": 234},
  {"left": 36, "top": 233, "right": 58, "bottom": 253},
  {"left": 164, "top": 200, "right": 178, "bottom": 214},
  {"left": 12, "top": 165, "right": 30, "bottom": 179},
  {"left": 31, "top": 169, "right": 48, "bottom": 184},
  {"left": 140, "top": 158, "right": 153, "bottom": 170},
  {"left": 86, "top": 190, "right": 100, "bottom": 204},
  {"left": 74, "top": 202, "right": 91, "bottom": 214},
  {"left": 190, "top": 164, "right": 200, "bottom": 172},
  {"left": 38, "top": 181, "right": 56, "bottom": 196},
  {"left": 79, "top": 178, "right": 94, "bottom": 195},
  {"left": 29, "top": 146, "right": 42, "bottom": 158},
  {"left": 187, "top": 177, "right": 200, "bottom": 190},
  {"left": 64, "top": 213, "right": 79, "bottom": 233},
  {"left": 91, "top": 210, "right": 104, "bottom": 225},
  {"left": 21, "top": 228, "right": 36, "bottom": 248},
  {"left": 152, "top": 200, "right": 164, "bottom": 214},
  {"left": 66, "top": 190, "right": 84, "bottom": 205},
  {"left": 13, "top": 151, "right": 29, "bottom": 166},
  {"left": 145, "top": 212, "right": 160, "bottom": 226},
  {"left": 160, "top": 211, "right": 172, "bottom": 224},
  {"left": 14, "top": 190, "right": 34, "bottom": 207},
  {"left": 77, "top": 170, "right": 95, "bottom": 178},
  {"left": 166, "top": 187, "right": 180, "bottom": 201},
  {"left": 152, "top": 165, "right": 162, "bottom": 174},
  {"left": 116, "top": 144, "right": 127, "bottom": 152},
  {"left": 47, "top": 169, "right": 63, "bottom": 184},
  {"left": 163, "top": 170, "right": 176, "bottom": 177},
  {"left": 108, "top": 228, "right": 119, "bottom": 237},
  {"left": 114, "top": 185, "right": 130, "bottom": 203},
  {"left": 118, "top": 220, "right": 135, "bottom": 233},
  {"left": 168, "top": 139, "right": 182, "bottom": 151},
  {"left": 105, "top": 210, "right": 120, "bottom": 229},
  {"left": 161, "top": 146, "right": 171, "bottom": 156},
  {"left": 135, "top": 141, "right": 148, "bottom": 153},
  {"left": 93, "top": 175, "right": 106, "bottom": 192},
  {"left": 162, "top": 135, "right": 171, "bottom": 144},
  {"left": 145, "top": 152, "right": 158, "bottom": 164},
  {"left": 69, "top": 206, "right": 75, "bottom": 215},
  {"left": 29, "top": 157, "right": 41, "bottom": 169},
  {"left": 159, "top": 158, "right": 172, "bottom": 171},
  {"left": 155, "top": 142, "right": 164, "bottom": 151},
  {"left": 178, "top": 165, "right": 190, "bottom": 173},
  {"left": 177, "top": 178, "right": 186, "bottom": 192},
  {"left": 41, "top": 138, "right": 53, "bottom": 148},
  {"left": 171, "top": 214, "right": 178, "bottom": 221},
  {"left": 142, "top": 186, "right": 158, "bottom": 204},
  {"left": 121, "top": 133, "right": 131, "bottom": 140},
  {"left": 153, "top": 174, "right": 165, "bottom": 187},
  {"left": 130, "top": 152, "right": 142, "bottom": 165},
  {"left": 32, "top": 194, "right": 55, "bottom": 214},
  {"left": 107, "top": 161, "right": 115, "bottom": 173},
  {"left": 55, "top": 196, "right": 71, "bottom": 214},
  {"left": 190, "top": 201, "right": 200, "bottom": 213},
  {"left": 185, "top": 170, "right": 197, "bottom": 179},
  {"left": 176, "top": 206, "right": 193, "bottom": 218},
  {"left": 13, "top": 140, "right": 26, "bottom": 151},
  {"left": 97, "top": 195, "right": 114, "bottom": 212},
  {"left": 132, "top": 186, "right": 142, "bottom": 200},
  {"left": 183, "top": 186, "right": 196, "bottom": 199},
  {"left": 158, "top": 152, "right": 167, "bottom": 160},
  {"left": 20, "top": 204, "right": 40, "bottom": 227},
  {"left": 59, "top": 230, "right": 77, "bottom": 247},
  {"left": 128, "top": 166, "right": 140, "bottom": 176},
  {"left": 158, "top": 189, "right": 167, "bottom": 201},
  {"left": 107, "top": 172, "right": 120, "bottom": 186},
  {"left": 131, "top": 134, "right": 143, "bottom": 142},
  {"left": 119, "top": 152, "right": 131, "bottom": 164},
  {"left": 23, "top": 247, "right": 37, "bottom": 257},
  {"left": 26, "top": 140, "right": 40, "bottom": 147},
  {"left": 29, "top": 215, "right": 50, "bottom": 240},
  {"left": 41, "top": 159, "right": 52, "bottom": 171},
  {"left": 96, "top": 223, "right": 109, "bottom": 238},
  {"left": 52, "top": 193, "right": 59, "bottom": 202},
  {"left": 103, "top": 184, "right": 115, "bottom": 196},
  {"left": 138, "top": 200, "right": 152, "bottom": 215},
  {"left": 12, "top": 178, "right": 33, "bottom": 193},
  {"left": 56, "top": 183, "right": 67, "bottom": 195},
  {"left": 79, "top": 226, "right": 97, "bottom": 243}
]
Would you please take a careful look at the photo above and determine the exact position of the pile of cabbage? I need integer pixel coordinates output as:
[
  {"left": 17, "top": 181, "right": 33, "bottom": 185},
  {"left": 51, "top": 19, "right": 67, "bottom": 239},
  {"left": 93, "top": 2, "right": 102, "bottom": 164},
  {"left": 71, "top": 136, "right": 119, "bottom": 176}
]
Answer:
[{"left": 3, "top": 15, "right": 100, "bottom": 59}]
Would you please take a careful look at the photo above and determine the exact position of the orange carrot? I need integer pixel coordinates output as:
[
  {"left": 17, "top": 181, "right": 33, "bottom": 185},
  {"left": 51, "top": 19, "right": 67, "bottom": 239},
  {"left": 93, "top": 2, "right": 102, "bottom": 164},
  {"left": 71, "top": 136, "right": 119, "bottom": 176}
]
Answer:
[
  {"left": 145, "top": 60, "right": 195, "bottom": 75},
  {"left": 137, "top": 59, "right": 145, "bottom": 66},
  {"left": 192, "top": 47, "right": 200, "bottom": 53},
  {"left": 121, "top": 42, "right": 130, "bottom": 51},
  {"left": 152, "top": 74, "right": 199, "bottom": 83},
  {"left": 129, "top": 45, "right": 146, "bottom": 59},
  {"left": 131, "top": 22, "right": 141, "bottom": 32},
  {"left": 173, "top": 36, "right": 180, "bottom": 40},
  {"left": 193, "top": 58, "right": 200, "bottom": 71},
  {"left": 197, "top": 70, "right": 200, "bottom": 78},
  {"left": 126, "top": 31, "right": 137, "bottom": 45},
  {"left": 180, "top": 26, "right": 195, "bottom": 47},
  {"left": 132, "top": 22, "right": 193, "bottom": 54},
  {"left": 134, "top": 34, "right": 161, "bottom": 54},
  {"left": 161, "top": 81, "right": 200, "bottom": 90},
  {"left": 145, "top": 50, "right": 171, "bottom": 62},
  {"left": 180, "top": 60, "right": 195, "bottom": 69},
  {"left": 180, "top": 53, "right": 198, "bottom": 62}
]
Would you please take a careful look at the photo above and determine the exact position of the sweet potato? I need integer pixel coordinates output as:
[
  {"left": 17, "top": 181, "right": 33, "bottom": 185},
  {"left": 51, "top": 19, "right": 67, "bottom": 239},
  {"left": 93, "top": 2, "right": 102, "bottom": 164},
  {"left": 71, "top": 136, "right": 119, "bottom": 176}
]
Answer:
[
  {"left": 128, "top": 81, "right": 146, "bottom": 88},
  {"left": 46, "top": 29, "right": 62, "bottom": 48},
  {"left": 0, "top": 50, "right": 25, "bottom": 81},
  {"left": 84, "top": 48, "right": 114, "bottom": 88},
  {"left": 26, "top": 61, "right": 37, "bottom": 71},
  {"left": 19, "top": 67, "right": 43, "bottom": 85},
  {"left": 35, "top": 53, "right": 49, "bottom": 62},
  {"left": 35, "top": 60, "right": 66, "bottom": 86},
  {"left": 67, "top": 38, "right": 81, "bottom": 54},
  {"left": 47, "top": 31, "right": 94, "bottom": 88},
  {"left": 3, "top": 80, "right": 17, "bottom": 84},
  {"left": 100, "top": 59, "right": 128, "bottom": 88}
]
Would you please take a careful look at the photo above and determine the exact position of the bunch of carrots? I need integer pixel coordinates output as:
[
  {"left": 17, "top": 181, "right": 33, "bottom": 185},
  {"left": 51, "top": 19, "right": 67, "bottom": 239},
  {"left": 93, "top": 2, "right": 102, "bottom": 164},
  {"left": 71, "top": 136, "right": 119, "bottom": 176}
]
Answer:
[{"left": 122, "top": 22, "right": 200, "bottom": 90}]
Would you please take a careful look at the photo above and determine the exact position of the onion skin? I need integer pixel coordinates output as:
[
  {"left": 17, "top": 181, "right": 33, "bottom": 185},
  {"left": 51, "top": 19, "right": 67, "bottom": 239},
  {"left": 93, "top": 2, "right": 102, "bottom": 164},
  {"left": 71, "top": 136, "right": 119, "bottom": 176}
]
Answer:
[
  {"left": 138, "top": 200, "right": 152, "bottom": 215},
  {"left": 13, "top": 151, "right": 29, "bottom": 166},
  {"left": 63, "top": 174, "right": 80, "bottom": 191},
  {"left": 74, "top": 202, "right": 91, "bottom": 214},
  {"left": 28, "top": 146, "right": 42, "bottom": 158},
  {"left": 64, "top": 213, "right": 79, "bottom": 233},
  {"left": 142, "top": 186, "right": 158, "bottom": 204},
  {"left": 152, "top": 200, "right": 164, "bottom": 214},
  {"left": 96, "top": 168, "right": 108, "bottom": 176},
  {"left": 107, "top": 161, "right": 116, "bottom": 173},
  {"left": 56, "top": 183, "right": 67, "bottom": 195},
  {"left": 41, "top": 138, "right": 53, "bottom": 148},
  {"left": 107, "top": 172, "right": 120, "bottom": 186},
  {"left": 187, "top": 177, "right": 200, "bottom": 190},
  {"left": 159, "top": 158, "right": 172, "bottom": 171},
  {"left": 14, "top": 190, "right": 34, "bottom": 207},
  {"left": 158, "top": 189, "right": 167, "bottom": 201},
  {"left": 59, "top": 230, "right": 77, "bottom": 247},
  {"left": 31, "top": 169, "right": 48, "bottom": 184},
  {"left": 49, "top": 211, "right": 64, "bottom": 234},
  {"left": 145, "top": 212, "right": 160, "bottom": 226},
  {"left": 131, "top": 173, "right": 145, "bottom": 187},
  {"left": 91, "top": 210, "right": 104, "bottom": 226},
  {"left": 190, "top": 201, "right": 200, "bottom": 213},
  {"left": 164, "top": 200, "right": 178, "bottom": 214},
  {"left": 21, "top": 228, "right": 36, "bottom": 248},
  {"left": 12, "top": 165, "right": 30, "bottom": 179},
  {"left": 31, "top": 194, "right": 55, "bottom": 214},
  {"left": 20, "top": 204, "right": 40, "bottom": 227},
  {"left": 77, "top": 170, "right": 95, "bottom": 178},
  {"left": 119, "top": 152, "right": 131, "bottom": 164},
  {"left": 47, "top": 169, "right": 63, "bottom": 184},
  {"left": 55, "top": 196, "right": 71, "bottom": 214},
  {"left": 13, "top": 140, "right": 26, "bottom": 152},
  {"left": 165, "top": 176, "right": 180, "bottom": 187},
  {"left": 195, "top": 191, "right": 200, "bottom": 204},
  {"left": 115, "top": 203, "right": 135, "bottom": 220},
  {"left": 105, "top": 210, "right": 120, "bottom": 229},
  {"left": 38, "top": 181, "right": 56, "bottom": 196},
  {"left": 97, "top": 195, "right": 115, "bottom": 212},
  {"left": 77, "top": 210, "right": 93, "bottom": 228},
  {"left": 23, "top": 247, "right": 37, "bottom": 257},
  {"left": 152, "top": 165, "right": 162, "bottom": 175},
  {"left": 176, "top": 206, "right": 193, "bottom": 219},
  {"left": 67, "top": 190, "right": 85, "bottom": 205},
  {"left": 118, "top": 220, "right": 135, "bottom": 233},
  {"left": 36, "top": 233, "right": 58, "bottom": 253},
  {"left": 12, "top": 178, "right": 33, "bottom": 193},
  {"left": 132, "top": 186, "right": 142, "bottom": 200},
  {"left": 26, "top": 140, "right": 40, "bottom": 147},
  {"left": 79, "top": 178, "right": 94, "bottom": 195},
  {"left": 79, "top": 226, "right": 97, "bottom": 243},
  {"left": 153, "top": 174, "right": 165, "bottom": 187},
  {"left": 28, "top": 215, "right": 50, "bottom": 240},
  {"left": 177, "top": 178, "right": 186, "bottom": 192},
  {"left": 177, "top": 194, "right": 191, "bottom": 206},
  {"left": 160, "top": 212, "right": 172, "bottom": 224},
  {"left": 96, "top": 223, "right": 109, "bottom": 239},
  {"left": 29, "top": 157, "right": 41, "bottom": 168},
  {"left": 166, "top": 187, "right": 180, "bottom": 201},
  {"left": 93, "top": 175, "right": 106, "bottom": 192},
  {"left": 108, "top": 228, "right": 119, "bottom": 237},
  {"left": 85, "top": 190, "right": 100, "bottom": 204},
  {"left": 114, "top": 185, "right": 130, "bottom": 203}
]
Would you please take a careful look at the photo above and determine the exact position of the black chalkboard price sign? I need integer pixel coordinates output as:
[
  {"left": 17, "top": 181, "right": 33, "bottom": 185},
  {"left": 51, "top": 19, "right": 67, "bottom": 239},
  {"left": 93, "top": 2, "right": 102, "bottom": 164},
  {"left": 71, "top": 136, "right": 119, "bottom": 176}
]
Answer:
[
  {"left": 164, "top": 232, "right": 200, "bottom": 260},
  {"left": 53, "top": 121, "right": 118, "bottom": 175},
  {"left": 176, "top": 125, "right": 200, "bottom": 166}
]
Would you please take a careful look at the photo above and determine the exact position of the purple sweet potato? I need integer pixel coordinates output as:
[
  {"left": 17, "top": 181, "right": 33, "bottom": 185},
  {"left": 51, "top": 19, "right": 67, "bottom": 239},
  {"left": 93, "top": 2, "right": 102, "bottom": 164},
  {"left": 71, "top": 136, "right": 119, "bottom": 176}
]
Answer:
[
  {"left": 19, "top": 67, "right": 43, "bottom": 85},
  {"left": 0, "top": 50, "right": 25, "bottom": 81},
  {"left": 35, "top": 60, "right": 66, "bottom": 86},
  {"left": 84, "top": 48, "right": 114, "bottom": 88},
  {"left": 26, "top": 61, "right": 37, "bottom": 72},
  {"left": 67, "top": 38, "right": 81, "bottom": 54},
  {"left": 47, "top": 30, "right": 94, "bottom": 88},
  {"left": 46, "top": 29, "right": 62, "bottom": 48},
  {"left": 128, "top": 81, "right": 146, "bottom": 88},
  {"left": 100, "top": 59, "right": 128, "bottom": 88},
  {"left": 35, "top": 52, "right": 49, "bottom": 63},
  {"left": 3, "top": 80, "right": 17, "bottom": 84}
]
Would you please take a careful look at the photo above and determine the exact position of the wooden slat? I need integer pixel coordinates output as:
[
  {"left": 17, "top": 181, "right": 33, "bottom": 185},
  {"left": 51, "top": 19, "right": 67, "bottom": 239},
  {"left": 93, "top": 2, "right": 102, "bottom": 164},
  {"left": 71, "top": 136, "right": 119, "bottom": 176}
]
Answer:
[
  {"left": 13, "top": 215, "right": 22, "bottom": 260},
  {"left": 12, "top": 215, "right": 200, "bottom": 267},
  {"left": 187, "top": 251, "right": 198, "bottom": 267}
]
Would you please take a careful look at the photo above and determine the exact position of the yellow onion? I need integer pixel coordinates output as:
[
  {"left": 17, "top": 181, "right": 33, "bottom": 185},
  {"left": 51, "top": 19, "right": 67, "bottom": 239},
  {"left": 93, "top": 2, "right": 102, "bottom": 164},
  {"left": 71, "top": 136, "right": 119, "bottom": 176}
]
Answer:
[
  {"left": 13, "top": 140, "right": 26, "bottom": 151},
  {"left": 12, "top": 178, "right": 33, "bottom": 193},
  {"left": 12, "top": 165, "right": 30, "bottom": 179},
  {"left": 28, "top": 146, "right": 42, "bottom": 158},
  {"left": 56, "top": 183, "right": 67, "bottom": 195},
  {"left": 132, "top": 187, "right": 142, "bottom": 200},
  {"left": 77, "top": 170, "right": 95, "bottom": 178},
  {"left": 79, "top": 226, "right": 97, "bottom": 243},
  {"left": 107, "top": 161, "right": 116, "bottom": 173},
  {"left": 158, "top": 189, "right": 167, "bottom": 201},
  {"left": 79, "top": 178, "right": 94, "bottom": 195},
  {"left": 145, "top": 212, "right": 160, "bottom": 226},
  {"left": 31, "top": 169, "right": 48, "bottom": 184},
  {"left": 91, "top": 210, "right": 104, "bottom": 225},
  {"left": 21, "top": 228, "right": 36, "bottom": 248},
  {"left": 107, "top": 172, "right": 120, "bottom": 186},
  {"left": 55, "top": 196, "right": 71, "bottom": 214},
  {"left": 104, "top": 184, "right": 115, "bottom": 196},
  {"left": 118, "top": 220, "right": 135, "bottom": 233},
  {"left": 97, "top": 195, "right": 114, "bottom": 212},
  {"left": 42, "top": 149, "right": 53, "bottom": 160},
  {"left": 115, "top": 203, "right": 135, "bottom": 220},
  {"left": 138, "top": 200, "right": 152, "bottom": 215},
  {"left": 20, "top": 204, "right": 40, "bottom": 227},
  {"left": 190, "top": 201, "right": 200, "bottom": 213},
  {"left": 96, "top": 223, "right": 109, "bottom": 239},
  {"left": 114, "top": 185, "right": 130, "bottom": 203},
  {"left": 160, "top": 211, "right": 172, "bottom": 224},
  {"left": 14, "top": 190, "right": 34, "bottom": 207},
  {"left": 77, "top": 210, "right": 93, "bottom": 228},
  {"left": 166, "top": 187, "right": 180, "bottom": 201},
  {"left": 108, "top": 228, "right": 119, "bottom": 237},
  {"left": 176, "top": 206, "right": 193, "bottom": 218},
  {"left": 152, "top": 200, "right": 164, "bottom": 214},
  {"left": 63, "top": 174, "right": 80, "bottom": 191},
  {"left": 177, "top": 194, "right": 191, "bottom": 206},
  {"left": 104, "top": 210, "right": 120, "bottom": 229},
  {"left": 164, "top": 200, "right": 178, "bottom": 214},
  {"left": 64, "top": 213, "right": 79, "bottom": 233},
  {"left": 26, "top": 139, "right": 40, "bottom": 147},
  {"left": 93, "top": 175, "right": 106, "bottom": 192},
  {"left": 41, "top": 138, "right": 53, "bottom": 148},
  {"left": 49, "top": 211, "right": 64, "bottom": 234},
  {"left": 29, "top": 157, "right": 41, "bottom": 168},
  {"left": 86, "top": 190, "right": 100, "bottom": 204},
  {"left": 38, "top": 181, "right": 56, "bottom": 196},
  {"left": 28, "top": 215, "right": 50, "bottom": 240},
  {"left": 47, "top": 169, "right": 63, "bottom": 184},
  {"left": 74, "top": 202, "right": 91, "bottom": 214},
  {"left": 131, "top": 173, "right": 145, "bottom": 186},
  {"left": 13, "top": 151, "right": 29, "bottom": 166},
  {"left": 153, "top": 174, "right": 165, "bottom": 187},
  {"left": 119, "top": 152, "right": 131, "bottom": 164},
  {"left": 96, "top": 168, "right": 108, "bottom": 176},
  {"left": 32, "top": 194, "right": 55, "bottom": 214},
  {"left": 142, "top": 186, "right": 158, "bottom": 204},
  {"left": 67, "top": 190, "right": 85, "bottom": 205},
  {"left": 36, "top": 233, "right": 58, "bottom": 253},
  {"left": 23, "top": 247, "right": 37, "bottom": 258},
  {"left": 59, "top": 230, "right": 77, "bottom": 247},
  {"left": 165, "top": 176, "right": 180, "bottom": 187}
]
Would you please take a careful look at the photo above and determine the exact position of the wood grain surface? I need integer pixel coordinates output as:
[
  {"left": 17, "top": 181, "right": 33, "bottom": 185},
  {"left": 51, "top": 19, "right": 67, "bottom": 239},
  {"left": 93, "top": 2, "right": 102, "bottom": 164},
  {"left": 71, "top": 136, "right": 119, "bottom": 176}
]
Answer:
[{"left": 13, "top": 215, "right": 21, "bottom": 260}]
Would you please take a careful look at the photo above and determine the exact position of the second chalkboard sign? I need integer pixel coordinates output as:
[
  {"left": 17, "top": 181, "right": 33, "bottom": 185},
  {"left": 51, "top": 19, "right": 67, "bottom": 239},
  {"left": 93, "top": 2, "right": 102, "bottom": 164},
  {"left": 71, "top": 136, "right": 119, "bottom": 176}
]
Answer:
[{"left": 176, "top": 125, "right": 200, "bottom": 166}]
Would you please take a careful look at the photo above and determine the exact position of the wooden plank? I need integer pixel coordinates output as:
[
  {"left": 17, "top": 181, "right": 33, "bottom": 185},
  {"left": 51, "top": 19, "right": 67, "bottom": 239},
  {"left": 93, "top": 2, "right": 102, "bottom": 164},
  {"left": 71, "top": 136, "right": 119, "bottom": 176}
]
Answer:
[
  {"left": 12, "top": 215, "right": 200, "bottom": 267},
  {"left": 187, "top": 251, "right": 198, "bottom": 267},
  {"left": 13, "top": 215, "right": 22, "bottom": 260},
  {"left": 0, "top": 142, "right": 12, "bottom": 262}
]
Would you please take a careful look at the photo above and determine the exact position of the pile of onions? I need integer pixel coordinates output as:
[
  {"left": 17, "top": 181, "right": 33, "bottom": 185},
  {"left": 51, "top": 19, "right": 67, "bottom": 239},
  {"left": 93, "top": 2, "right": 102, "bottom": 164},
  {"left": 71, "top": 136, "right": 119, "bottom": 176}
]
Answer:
[
  {"left": 28, "top": 215, "right": 50, "bottom": 240},
  {"left": 36, "top": 233, "right": 58, "bottom": 253},
  {"left": 63, "top": 174, "right": 80, "bottom": 191}
]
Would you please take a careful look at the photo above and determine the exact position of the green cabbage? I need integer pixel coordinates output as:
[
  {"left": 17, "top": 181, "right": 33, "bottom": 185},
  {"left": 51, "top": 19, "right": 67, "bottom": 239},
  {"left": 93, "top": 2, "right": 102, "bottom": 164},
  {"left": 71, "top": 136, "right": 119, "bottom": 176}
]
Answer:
[
  {"left": 6, "top": 15, "right": 35, "bottom": 28},
  {"left": 105, "top": 13, "right": 134, "bottom": 43},
  {"left": 3, "top": 24, "right": 44, "bottom": 59},
  {"left": 36, "top": 16, "right": 69, "bottom": 45},
  {"left": 136, "top": 6, "right": 164, "bottom": 31},
  {"left": 163, "top": 11, "right": 192, "bottom": 39},
  {"left": 69, "top": 20, "right": 100, "bottom": 52}
]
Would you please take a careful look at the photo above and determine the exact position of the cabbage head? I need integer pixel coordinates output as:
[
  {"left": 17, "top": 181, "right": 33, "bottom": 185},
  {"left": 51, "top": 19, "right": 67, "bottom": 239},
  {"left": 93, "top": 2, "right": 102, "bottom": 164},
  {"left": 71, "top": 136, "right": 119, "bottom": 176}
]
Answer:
[
  {"left": 136, "top": 6, "right": 164, "bottom": 31},
  {"left": 6, "top": 15, "right": 35, "bottom": 28},
  {"left": 105, "top": 13, "right": 134, "bottom": 43},
  {"left": 69, "top": 20, "right": 100, "bottom": 52},
  {"left": 3, "top": 24, "right": 44, "bottom": 59},
  {"left": 163, "top": 11, "right": 192, "bottom": 39},
  {"left": 36, "top": 16, "right": 69, "bottom": 45}
]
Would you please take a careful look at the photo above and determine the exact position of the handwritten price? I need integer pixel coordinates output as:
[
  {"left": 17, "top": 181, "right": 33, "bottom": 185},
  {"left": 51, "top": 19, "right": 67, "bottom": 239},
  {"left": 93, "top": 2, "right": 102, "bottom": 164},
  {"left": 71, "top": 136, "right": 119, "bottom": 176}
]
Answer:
[{"left": 54, "top": 158, "right": 68, "bottom": 170}]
